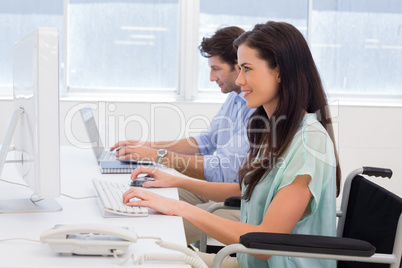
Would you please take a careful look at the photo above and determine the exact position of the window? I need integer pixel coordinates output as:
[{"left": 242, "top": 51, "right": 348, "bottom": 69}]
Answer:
[
  {"left": 67, "top": 0, "right": 178, "bottom": 94},
  {"left": 0, "top": 0, "right": 63, "bottom": 97},
  {"left": 311, "top": 0, "right": 402, "bottom": 97},
  {"left": 0, "top": 0, "right": 401, "bottom": 103},
  {"left": 197, "top": 0, "right": 308, "bottom": 96}
]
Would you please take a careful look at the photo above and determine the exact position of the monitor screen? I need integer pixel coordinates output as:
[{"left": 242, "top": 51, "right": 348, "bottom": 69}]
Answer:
[
  {"left": 0, "top": 28, "right": 61, "bottom": 213},
  {"left": 79, "top": 107, "right": 105, "bottom": 159}
]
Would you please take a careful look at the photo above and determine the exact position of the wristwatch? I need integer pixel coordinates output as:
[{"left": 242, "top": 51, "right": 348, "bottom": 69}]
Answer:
[{"left": 157, "top": 149, "right": 168, "bottom": 165}]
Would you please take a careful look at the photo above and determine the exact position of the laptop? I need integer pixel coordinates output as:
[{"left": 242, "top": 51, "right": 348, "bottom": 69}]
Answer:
[{"left": 79, "top": 107, "right": 154, "bottom": 165}]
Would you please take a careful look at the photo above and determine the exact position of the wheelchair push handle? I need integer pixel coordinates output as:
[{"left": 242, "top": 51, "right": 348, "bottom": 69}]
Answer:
[
  {"left": 362, "top": 166, "right": 392, "bottom": 179},
  {"left": 224, "top": 196, "right": 241, "bottom": 208}
]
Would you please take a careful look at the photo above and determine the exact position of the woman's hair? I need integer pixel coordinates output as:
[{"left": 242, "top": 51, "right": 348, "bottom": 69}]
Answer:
[
  {"left": 235, "top": 21, "right": 341, "bottom": 201},
  {"left": 199, "top": 26, "right": 245, "bottom": 67}
]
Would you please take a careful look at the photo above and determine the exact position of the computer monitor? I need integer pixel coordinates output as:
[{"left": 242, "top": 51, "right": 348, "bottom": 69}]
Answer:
[{"left": 0, "top": 28, "right": 62, "bottom": 213}]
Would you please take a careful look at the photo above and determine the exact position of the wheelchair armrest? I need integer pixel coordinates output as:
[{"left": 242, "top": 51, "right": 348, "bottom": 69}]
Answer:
[
  {"left": 240, "top": 232, "right": 376, "bottom": 257},
  {"left": 224, "top": 196, "right": 241, "bottom": 208}
]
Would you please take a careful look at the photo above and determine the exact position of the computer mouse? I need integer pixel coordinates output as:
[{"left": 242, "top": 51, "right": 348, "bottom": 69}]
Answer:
[{"left": 130, "top": 175, "right": 155, "bottom": 187}]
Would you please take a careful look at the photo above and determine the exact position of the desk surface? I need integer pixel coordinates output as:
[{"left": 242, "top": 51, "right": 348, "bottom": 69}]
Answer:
[{"left": 0, "top": 146, "right": 189, "bottom": 267}]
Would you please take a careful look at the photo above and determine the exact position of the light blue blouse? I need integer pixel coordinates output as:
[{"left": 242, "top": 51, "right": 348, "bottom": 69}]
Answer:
[
  {"left": 238, "top": 113, "right": 337, "bottom": 268},
  {"left": 192, "top": 91, "right": 255, "bottom": 183}
]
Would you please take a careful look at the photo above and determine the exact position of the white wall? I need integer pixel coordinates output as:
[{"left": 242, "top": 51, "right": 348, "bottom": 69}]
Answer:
[{"left": 1, "top": 99, "right": 401, "bottom": 199}]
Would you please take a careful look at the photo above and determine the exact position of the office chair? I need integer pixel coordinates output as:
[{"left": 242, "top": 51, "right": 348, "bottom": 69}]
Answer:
[{"left": 210, "top": 167, "right": 402, "bottom": 268}]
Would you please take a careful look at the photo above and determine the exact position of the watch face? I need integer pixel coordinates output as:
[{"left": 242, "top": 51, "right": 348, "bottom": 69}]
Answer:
[
  {"left": 158, "top": 149, "right": 167, "bottom": 157},
  {"left": 157, "top": 149, "right": 167, "bottom": 164}
]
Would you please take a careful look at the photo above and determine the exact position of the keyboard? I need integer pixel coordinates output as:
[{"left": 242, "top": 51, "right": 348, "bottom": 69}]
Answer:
[
  {"left": 93, "top": 178, "right": 148, "bottom": 217},
  {"left": 99, "top": 150, "right": 117, "bottom": 161}
]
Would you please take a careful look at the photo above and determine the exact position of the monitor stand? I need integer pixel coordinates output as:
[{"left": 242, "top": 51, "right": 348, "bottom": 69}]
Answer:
[
  {"left": 0, "top": 108, "right": 62, "bottom": 213},
  {"left": 0, "top": 108, "right": 24, "bottom": 176}
]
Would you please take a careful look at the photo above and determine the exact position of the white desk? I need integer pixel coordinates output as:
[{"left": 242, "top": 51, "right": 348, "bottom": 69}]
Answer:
[{"left": 0, "top": 146, "right": 189, "bottom": 267}]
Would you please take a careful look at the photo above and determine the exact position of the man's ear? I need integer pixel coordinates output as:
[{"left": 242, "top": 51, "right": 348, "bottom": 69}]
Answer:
[{"left": 233, "top": 63, "right": 241, "bottom": 74}]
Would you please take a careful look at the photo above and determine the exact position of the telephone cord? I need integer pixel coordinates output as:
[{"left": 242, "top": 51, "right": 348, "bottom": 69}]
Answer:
[{"left": 113, "top": 239, "right": 207, "bottom": 268}]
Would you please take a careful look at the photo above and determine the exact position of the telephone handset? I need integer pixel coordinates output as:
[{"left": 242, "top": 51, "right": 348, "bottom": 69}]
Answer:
[{"left": 40, "top": 224, "right": 137, "bottom": 256}]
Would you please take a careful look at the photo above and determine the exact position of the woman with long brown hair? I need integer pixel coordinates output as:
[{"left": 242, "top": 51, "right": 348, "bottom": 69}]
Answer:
[{"left": 123, "top": 21, "right": 341, "bottom": 267}]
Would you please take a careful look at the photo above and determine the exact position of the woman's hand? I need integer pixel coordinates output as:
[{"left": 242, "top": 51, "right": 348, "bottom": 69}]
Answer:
[
  {"left": 130, "top": 166, "right": 180, "bottom": 188},
  {"left": 122, "top": 187, "right": 183, "bottom": 216}
]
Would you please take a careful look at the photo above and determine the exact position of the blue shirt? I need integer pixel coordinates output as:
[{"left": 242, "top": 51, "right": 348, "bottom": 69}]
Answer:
[
  {"left": 192, "top": 92, "right": 255, "bottom": 183},
  {"left": 238, "top": 114, "right": 337, "bottom": 268}
]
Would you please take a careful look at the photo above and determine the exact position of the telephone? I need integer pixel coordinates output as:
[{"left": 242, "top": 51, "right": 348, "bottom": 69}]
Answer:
[
  {"left": 40, "top": 223, "right": 208, "bottom": 268},
  {"left": 40, "top": 224, "right": 137, "bottom": 256}
]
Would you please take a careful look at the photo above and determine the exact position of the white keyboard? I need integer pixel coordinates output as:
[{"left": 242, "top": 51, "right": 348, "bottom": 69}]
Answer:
[
  {"left": 93, "top": 178, "right": 148, "bottom": 217},
  {"left": 99, "top": 150, "right": 117, "bottom": 161}
]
